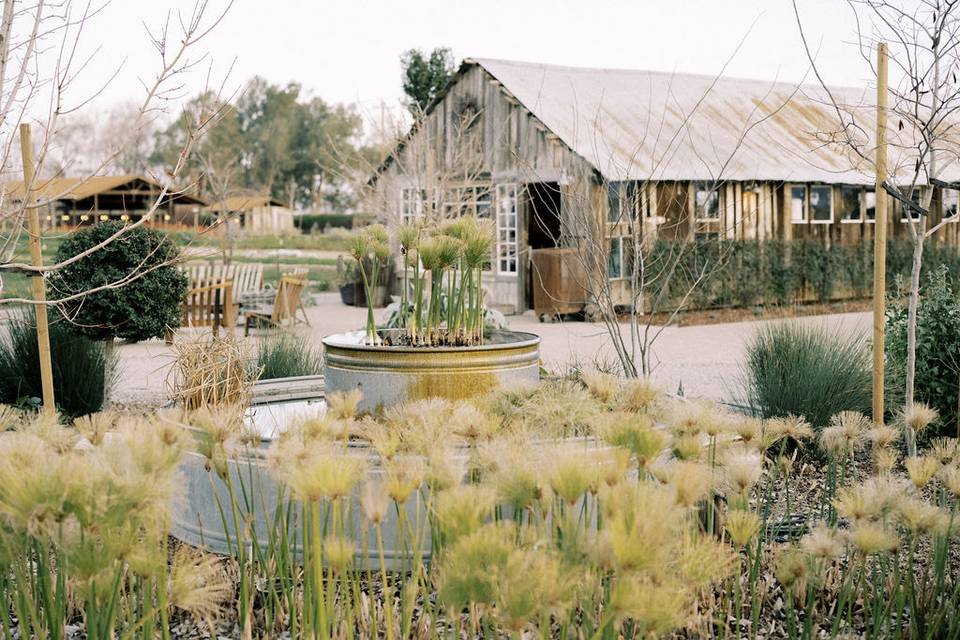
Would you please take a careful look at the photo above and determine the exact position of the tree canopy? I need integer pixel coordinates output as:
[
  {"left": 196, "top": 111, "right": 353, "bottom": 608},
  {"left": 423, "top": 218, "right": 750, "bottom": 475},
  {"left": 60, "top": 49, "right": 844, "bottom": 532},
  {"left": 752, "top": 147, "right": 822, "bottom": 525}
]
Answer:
[
  {"left": 152, "top": 77, "right": 370, "bottom": 210},
  {"left": 401, "top": 47, "right": 456, "bottom": 113}
]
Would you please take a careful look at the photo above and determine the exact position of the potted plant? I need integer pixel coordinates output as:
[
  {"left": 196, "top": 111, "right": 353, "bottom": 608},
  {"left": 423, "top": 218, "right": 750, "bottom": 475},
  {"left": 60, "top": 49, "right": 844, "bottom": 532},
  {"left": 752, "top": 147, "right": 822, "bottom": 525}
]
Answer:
[
  {"left": 323, "top": 218, "right": 540, "bottom": 411},
  {"left": 336, "top": 255, "right": 358, "bottom": 306}
]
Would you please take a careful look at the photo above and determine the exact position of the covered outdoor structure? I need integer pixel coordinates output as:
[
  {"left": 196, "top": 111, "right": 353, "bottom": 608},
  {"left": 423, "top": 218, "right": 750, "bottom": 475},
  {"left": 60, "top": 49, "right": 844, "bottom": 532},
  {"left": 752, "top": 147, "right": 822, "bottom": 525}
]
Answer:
[
  {"left": 368, "top": 57, "right": 960, "bottom": 314},
  {"left": 207, "top": 195, "right": 295, "bottom": 234},
  {"left": 3, "top": 175, "right": 207, "bottom": 229}
]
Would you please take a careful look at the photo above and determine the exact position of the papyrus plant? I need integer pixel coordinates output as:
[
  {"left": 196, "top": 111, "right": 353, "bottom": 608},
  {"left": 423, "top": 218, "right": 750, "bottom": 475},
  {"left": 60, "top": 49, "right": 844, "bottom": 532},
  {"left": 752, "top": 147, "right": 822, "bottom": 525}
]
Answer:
[{"left": 351, "top": 216, "right": 494, "bottom": 346}]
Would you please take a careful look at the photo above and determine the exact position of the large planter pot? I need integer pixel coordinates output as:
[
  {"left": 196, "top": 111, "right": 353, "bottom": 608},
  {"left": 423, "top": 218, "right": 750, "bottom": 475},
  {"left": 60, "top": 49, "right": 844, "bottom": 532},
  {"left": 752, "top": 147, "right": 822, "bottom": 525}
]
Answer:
[
  {"left": 168, "top": 376, "right": 608, "bottom": 570},
  {"left": 338, "top": 283, "right": 356, "bottom": 306},
  {"left": 322, "top": 330, "right": 541, "bottom": 413}
]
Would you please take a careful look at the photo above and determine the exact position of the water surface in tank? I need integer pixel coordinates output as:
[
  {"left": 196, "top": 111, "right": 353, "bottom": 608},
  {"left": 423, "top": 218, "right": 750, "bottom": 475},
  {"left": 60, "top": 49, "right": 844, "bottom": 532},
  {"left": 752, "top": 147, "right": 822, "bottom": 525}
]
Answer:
[{"left": 245, "top": 397, "right": 327, "bottom": 441}]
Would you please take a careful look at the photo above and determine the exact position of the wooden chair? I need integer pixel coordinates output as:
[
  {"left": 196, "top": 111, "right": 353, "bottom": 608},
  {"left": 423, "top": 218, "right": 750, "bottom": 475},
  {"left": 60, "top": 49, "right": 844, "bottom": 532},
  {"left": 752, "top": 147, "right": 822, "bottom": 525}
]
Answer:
[
  {"left": 181, "top": 262, "right": 266, "bottom": 326},
  {"left": 183, "top": 279, "right": 233, "bottom": 336},
  {"left": 243, "top": 275, "right": 308, "bottom": 335}
]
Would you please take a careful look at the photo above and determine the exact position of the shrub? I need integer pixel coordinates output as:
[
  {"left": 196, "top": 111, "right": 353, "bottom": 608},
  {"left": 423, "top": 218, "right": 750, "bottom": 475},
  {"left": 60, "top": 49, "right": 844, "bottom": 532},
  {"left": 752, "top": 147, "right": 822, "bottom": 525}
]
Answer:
[
  {"left": 252, "top": 332, "right": 323, "bottom": 380},
  {"left": 0, "top": 311, "right": 116, "bottom": 417},
  {"left": 738, "top": 320, "right": 872, "bottom": 430},
  {"left": 47, "top": 222, "right": 187, "bottom": 342},
  {"left": 886, "top": 265, "right": 960, "bottom": 439},
  {"left": 295, "top": 213, "right": 354, "bottom": 233}
]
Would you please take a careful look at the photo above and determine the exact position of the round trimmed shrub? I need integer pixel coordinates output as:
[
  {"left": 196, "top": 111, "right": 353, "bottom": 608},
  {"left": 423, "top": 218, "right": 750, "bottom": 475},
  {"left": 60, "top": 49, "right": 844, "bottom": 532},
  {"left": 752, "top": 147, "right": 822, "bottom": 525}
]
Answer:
[{"left": 48, "top": 222, "right": 187, "bottom": 342}]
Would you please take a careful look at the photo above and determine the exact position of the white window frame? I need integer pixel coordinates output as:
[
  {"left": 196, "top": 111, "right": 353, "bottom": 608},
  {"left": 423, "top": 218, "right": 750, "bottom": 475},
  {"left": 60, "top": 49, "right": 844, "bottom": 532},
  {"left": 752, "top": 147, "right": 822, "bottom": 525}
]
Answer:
[
  {"left": 944, "top": 189, "right": 959, "bottom": 221},
  {"left": 839, "top": 185, "right": 863, "bottom": 224},
  {"left": 607, "top": 235, "right": 633, "bottom": 280},
  {"left": 693, "top": 181, "right": 721, "bottom": 222},
  {"left": 399, "top": 187, "right": 424, "bottom": 224},
  {"left": 495, "top": 183, "right": 518, "bottom": 275},
  {"left": 808, "top": 184, "right": 834, "bottom": 224},
  {"left": 863, "top": 189, "right": 877, "bottom": 224},
  {"left": 789, "top": 184, "right": 808, "bottom": 223}
]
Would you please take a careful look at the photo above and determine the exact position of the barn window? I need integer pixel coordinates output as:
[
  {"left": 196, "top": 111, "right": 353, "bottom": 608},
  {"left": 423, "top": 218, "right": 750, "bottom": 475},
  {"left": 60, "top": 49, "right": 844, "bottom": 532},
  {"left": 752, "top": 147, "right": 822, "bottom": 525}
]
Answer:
[
  {"left": 902, "top": 188, "right": 923, "bottom": 223},
  {"left": 693, "top": 182, "right": 720, "bottom": 220},
  {"left": 944, "top": 189, "right": 959, "bottom": 219},
  {"left": 436, "top": 183, "right": 493, "bottom": 218},
  {"left": 790, "top": 186, "right": 807, "bottom": 223},
  {"left": 864, "top": 189, "right": 877, "bottom": 222},
  {"left": 840, "top": 186, "right": 862, "bottom": 222},
  {"left": 607, "top": 236, "right": 634, "bottom": 279},
  {"left": 607, "top": 181, "right": 637, "bottom": 223},
  {"left": 400, "top": 188, "right": 424, "bottom": 224},
  {"left": 809, "top": 186, "right": 833, "bottom": 223},
  {"left": 495, "top": 183, "right": 518, "bottom": 274}
]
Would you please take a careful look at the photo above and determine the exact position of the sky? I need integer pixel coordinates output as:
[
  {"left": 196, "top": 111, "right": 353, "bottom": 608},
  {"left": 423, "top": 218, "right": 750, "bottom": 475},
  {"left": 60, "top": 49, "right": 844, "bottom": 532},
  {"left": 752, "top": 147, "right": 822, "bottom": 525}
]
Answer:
[{"left": 73, "top": 0, "right": 874, "bottom": 129}]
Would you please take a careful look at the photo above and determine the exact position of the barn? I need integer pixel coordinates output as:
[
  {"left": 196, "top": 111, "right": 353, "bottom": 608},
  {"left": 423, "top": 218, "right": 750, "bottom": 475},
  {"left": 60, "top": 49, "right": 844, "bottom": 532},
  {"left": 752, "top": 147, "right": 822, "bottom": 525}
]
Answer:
[{"left": 369, "top": 57, "right": 960, "bottom": 314}]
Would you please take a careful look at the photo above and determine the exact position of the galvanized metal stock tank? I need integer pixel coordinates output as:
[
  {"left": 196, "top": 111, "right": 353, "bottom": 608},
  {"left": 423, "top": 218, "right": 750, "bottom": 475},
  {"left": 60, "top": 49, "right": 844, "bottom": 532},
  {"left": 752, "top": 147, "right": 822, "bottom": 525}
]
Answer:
[{"left": 322, "top": 329, "right": 541, "bottom": 412}]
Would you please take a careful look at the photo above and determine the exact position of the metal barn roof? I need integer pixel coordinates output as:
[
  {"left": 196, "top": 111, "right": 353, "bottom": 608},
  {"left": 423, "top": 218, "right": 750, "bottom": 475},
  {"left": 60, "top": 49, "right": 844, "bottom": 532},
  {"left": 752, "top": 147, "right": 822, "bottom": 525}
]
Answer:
[{"left": 468, "top": 58, "right": 948, "bottom": 185}]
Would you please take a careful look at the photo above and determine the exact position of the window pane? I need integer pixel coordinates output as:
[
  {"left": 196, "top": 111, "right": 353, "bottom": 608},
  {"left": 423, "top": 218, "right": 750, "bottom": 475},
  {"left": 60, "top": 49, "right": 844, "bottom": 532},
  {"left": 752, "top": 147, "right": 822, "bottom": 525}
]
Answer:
[
  {"left": 810, "top": 186, "right": 832, "bottom": 221},
  {"left": 840, "top": 186, "right": 860, "bottom": 221},
  {"left": 607, "top": 237, "right": 622, "bottom": 278},
  {"left": 607, "top": 181, "right": 622, "bottom": 222},
  {"left": 695, "top": 182, "right": 719, "bottom": 219},
  {"left": 945, "top": 189, "right": 959, "bottom": 218},
  {"left": 790, "top": 186, "right": 806, "bottom": 222},
  {"left": 864, "top": 190, "right": 877, "bottom": 221}
]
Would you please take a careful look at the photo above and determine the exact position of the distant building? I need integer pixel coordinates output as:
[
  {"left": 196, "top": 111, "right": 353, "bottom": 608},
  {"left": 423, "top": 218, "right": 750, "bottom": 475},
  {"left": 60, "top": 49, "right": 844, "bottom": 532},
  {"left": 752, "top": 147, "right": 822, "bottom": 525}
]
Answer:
[
  {"left": 368, "top": 57, "right": 960, "bottom": 313},
  {"left": 207, "top": 195, "right": 295, "bottom": 234},
  {"left": 3, "top": 174, "right": 206, "bottom": 228}
]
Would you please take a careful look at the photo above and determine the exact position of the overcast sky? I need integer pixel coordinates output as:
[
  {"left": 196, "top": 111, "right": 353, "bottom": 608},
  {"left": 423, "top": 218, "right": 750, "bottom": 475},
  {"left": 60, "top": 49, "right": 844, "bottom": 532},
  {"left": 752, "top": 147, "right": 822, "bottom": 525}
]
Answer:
[{"left": 78, "top": 0, "right": 870, "bottom": 126}]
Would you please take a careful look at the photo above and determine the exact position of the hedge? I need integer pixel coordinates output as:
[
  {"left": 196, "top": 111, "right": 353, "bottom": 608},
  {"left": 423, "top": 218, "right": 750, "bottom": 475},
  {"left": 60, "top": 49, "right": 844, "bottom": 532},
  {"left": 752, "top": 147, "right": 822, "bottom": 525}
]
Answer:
[
  {"left": 295, "top": 214, "right": 354, "bottom": 233},
  {"left": 643, "top": 238, "right": 960, "bottom": 311}
]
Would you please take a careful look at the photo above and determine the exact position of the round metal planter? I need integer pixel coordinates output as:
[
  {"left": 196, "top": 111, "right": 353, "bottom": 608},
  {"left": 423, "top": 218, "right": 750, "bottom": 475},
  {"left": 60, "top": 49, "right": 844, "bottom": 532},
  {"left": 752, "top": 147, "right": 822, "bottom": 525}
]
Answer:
[{"left": 322, "top": 330, "right": 541, "bottom": 413}]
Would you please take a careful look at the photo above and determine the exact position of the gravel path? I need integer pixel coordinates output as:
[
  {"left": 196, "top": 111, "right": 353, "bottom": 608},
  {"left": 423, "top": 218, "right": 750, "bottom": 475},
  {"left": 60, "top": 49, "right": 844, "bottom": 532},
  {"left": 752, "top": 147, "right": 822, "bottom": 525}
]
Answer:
[{"left": 110, "top": 293, "right": 870, "bottom": 407}]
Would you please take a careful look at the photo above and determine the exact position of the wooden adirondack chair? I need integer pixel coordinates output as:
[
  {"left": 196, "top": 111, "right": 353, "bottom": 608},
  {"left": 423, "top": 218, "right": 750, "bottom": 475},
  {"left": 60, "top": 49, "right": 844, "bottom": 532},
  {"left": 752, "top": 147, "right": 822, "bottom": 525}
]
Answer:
[
  {"left": 243, "top": 274, "right": 309, "bottom": 335},
  {"left": 182, "top": 278, "right": 234, "bottom": 335}
]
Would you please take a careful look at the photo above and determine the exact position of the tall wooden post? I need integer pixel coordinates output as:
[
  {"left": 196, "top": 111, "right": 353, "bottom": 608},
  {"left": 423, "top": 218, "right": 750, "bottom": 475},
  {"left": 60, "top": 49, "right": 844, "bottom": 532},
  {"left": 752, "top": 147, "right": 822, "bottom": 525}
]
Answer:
[
  {"left": 872, "top": 42, "right": 888, "bottom": 425},
  {"left": 19, "top": 124, "right": 55, "bottom": 414}
]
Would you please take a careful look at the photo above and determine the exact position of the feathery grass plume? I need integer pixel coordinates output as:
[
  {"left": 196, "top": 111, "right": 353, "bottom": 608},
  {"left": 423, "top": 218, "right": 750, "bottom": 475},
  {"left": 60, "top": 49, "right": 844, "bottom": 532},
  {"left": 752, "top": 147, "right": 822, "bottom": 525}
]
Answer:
[
  {"left": 896, "top": 497, "right": 950, "bottom": 536},
  {"left": 733, "top": 417, "right": 762, "bottom": 445},
  {"left": 666, "top": 398, "right": 716, "bottom": 436},
  {"left": 595, "top": 446, "right": 633, "bottom": 488},
  {"left": 833, "top": 476, "right": 905, "bottom": 524},
  {"left": 0, "top": 404, "right": 23, "bottom": 431},
  {"left": 24, "top": 412, "right": 81, "bottom": 453},
  {"left": 724, "top": 509, "right": 761, "bottom": 546},
  {"left": 594, "top": 411, "right": 666, "bottom": 468},
  {"left": 360, "top": 480, "right": 390, "bottom": 525},
  {"left": 767, "top": 414, "right": 814, "bottom": 444},
  {"left": 677, "top": 533, "right": 738, "bottom": 587},
  {"left": 296, "top": 413, "right": 350, "bottom": 442},
  {"left": 323, "top": 535, "right": 355, "bottom": 571},
  {"left": 268, "top": 439, "right": 365, "bottom": 502},
  {"left": 504, "top": 379, "right": 600, "bottom": 438},
  {"left": 488, "top": 445, "right": 546, "bottom": 510},
  {"left": 774, "top": 548, "right": 810, "bottom": 593},
  {"left": 666, "top": 460, "right": 715, "bottom": 509},
  {"left": 494, "top": 548, "right": 574, "bottom": 634},
  {"left": 940, "top": 465, "right": 960, "bottom": 498},
  {"left": 722, "top": 448, "right": 765, "bottom": 499},
  {"left": 901, "top": 401, "right": 939, "bottom": 434},
  {"left": 168, "top": 547, "right": 232, "bottom": 625},
  {"left": 800, "top": 525, "right": 845, "bottom": 560},
  {"left": 616, "top": 377, "right": 662, "bottom": 413},
  {"left": 867, "top": 424, "right": 901, "bottom": 449},
  {"left": 819, "top": 424, "right": 863, "bottom": 459},
  {"left": 384, "top": 454, "right": 426, "bottom": 503},
  {"left": 905, "top": 456, "right": 941, "bottom": 489},
  {"left": 187, "top": 405, "right": 249, "bottom": 478},
  {"left": 434, "top": 484, "right": 496, "bottom": 543},
  {"left": 358, "top": 417, "right": 404, "bottom": 459},
  {"left": 581, "top": 369, "right": 620, "bottom": 403},
  {"left": 449, "top": 401, "right": 499, "bottom": 441},
  {"left": 437, "top": 523, "right": 514, "bottom": 610},
  {"left": 599, "top": 482, "right": 685, "bottom": 573},
  {"left": 397, "top": 223, "right": 420, "bottom": 265},
  {"left": 608, "top": 575, "right": 692, "bottom": 637},
  {"left": 850, "top": 522, "right": 900, "bottom": 555},
  {"left": 873, "top": 447, "right": 899, "bottom": 474},
  {"left": 327, "top": 389, "right": 363, "bottom": 420},
  {"left": 425, "top": 447, "right": 467, "bottom": 491},
  {"left": 72, "top": 411, "right": 117, "bottom": 447},
  {"left": 547, "top": 447, "right": 595, "bottom": 505},
  {"left": 930, "top": 437, "right": 959, "bottom": 465},
  {"left": 385, "top": 398, "right": 456, "bottom": 453},
  {"left": 672, "top": 434, "right": 703, "bottom": 461}
]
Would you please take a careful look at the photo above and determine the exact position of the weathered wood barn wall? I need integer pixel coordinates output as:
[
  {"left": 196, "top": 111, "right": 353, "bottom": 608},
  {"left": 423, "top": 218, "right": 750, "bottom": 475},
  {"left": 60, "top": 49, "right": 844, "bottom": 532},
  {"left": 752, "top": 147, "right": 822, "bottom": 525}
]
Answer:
[{"left": 369, "top": 58, "right": 960, "bottom": 314}]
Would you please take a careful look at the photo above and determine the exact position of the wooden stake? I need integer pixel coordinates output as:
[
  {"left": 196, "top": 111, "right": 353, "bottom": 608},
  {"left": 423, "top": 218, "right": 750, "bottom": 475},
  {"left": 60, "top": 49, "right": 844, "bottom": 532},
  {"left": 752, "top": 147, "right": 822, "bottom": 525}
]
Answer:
[
  {"left": 872, "top": 42, "right": 888, "bottom": 426},
  {"left": 19, "top": 123, "right": 55, "bottom": 414}
]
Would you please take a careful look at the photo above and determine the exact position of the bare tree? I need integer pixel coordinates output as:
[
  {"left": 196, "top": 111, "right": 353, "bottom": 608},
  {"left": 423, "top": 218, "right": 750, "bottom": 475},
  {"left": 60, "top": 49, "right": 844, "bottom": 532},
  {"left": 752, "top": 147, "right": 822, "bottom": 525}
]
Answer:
[
  {"left": 0, "top": 0, "right": 234, "bottom": 306},
  {"left": 795, "top": 0, "right": 960, "bottom": 453}
]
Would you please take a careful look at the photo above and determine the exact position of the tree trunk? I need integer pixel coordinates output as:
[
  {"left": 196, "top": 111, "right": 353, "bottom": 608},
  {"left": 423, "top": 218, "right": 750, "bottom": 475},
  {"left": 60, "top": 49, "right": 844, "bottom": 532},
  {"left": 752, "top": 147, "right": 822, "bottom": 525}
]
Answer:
[{"left": 904, "top": 231, "right": 924, "bottom": 456}]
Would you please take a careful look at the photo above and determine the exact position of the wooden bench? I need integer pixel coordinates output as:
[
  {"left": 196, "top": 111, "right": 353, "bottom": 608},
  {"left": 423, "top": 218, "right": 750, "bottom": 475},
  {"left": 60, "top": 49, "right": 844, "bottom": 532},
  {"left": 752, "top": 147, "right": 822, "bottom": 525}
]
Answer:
[{"left": 243, "top": 274, "right": 309, "bottom": 335}]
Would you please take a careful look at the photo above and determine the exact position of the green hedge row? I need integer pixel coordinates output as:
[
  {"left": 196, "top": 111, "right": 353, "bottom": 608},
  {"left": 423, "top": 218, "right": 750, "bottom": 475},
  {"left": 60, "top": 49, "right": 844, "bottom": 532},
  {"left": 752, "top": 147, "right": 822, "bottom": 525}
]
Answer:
[
  {"left": 294, "top": 214, "right": 354, "bottom": 233},
  {"left": 648, "top": 239, "right": 960, "bottom": 310}
]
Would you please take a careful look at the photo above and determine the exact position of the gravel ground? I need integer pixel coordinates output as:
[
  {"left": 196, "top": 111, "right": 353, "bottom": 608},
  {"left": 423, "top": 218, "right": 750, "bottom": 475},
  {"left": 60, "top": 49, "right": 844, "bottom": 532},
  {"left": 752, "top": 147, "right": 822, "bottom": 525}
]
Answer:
[{"left": 107, "top": 293, "right": 870, "bottom": 408}]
